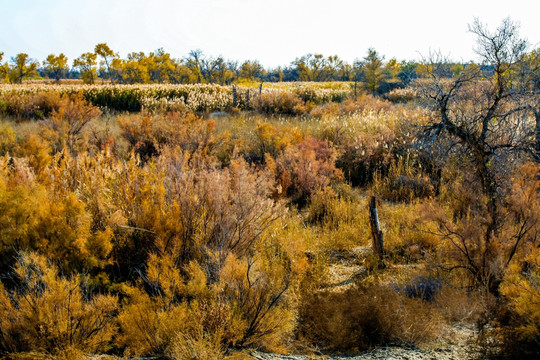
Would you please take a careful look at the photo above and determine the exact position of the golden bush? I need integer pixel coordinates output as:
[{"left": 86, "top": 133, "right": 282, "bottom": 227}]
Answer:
[{"left": 0, "top": 252, "right": 118, "bottom": 356}]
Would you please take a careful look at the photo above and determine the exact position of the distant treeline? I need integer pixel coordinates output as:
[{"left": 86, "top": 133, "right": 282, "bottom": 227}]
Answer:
[{"left": 0, "top": 45, "right": 454, "bottom": 92}]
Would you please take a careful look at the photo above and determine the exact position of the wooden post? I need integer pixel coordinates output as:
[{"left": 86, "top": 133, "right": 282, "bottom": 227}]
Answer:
[
  {"left": 259, "top": 82, "right": 263, "bottom": 95},
  {"left": 232, "top": 85, "right": 238, "bottom": 108},
  {"left": 369, "top": 196, "right": 384, "bottom": 258}
]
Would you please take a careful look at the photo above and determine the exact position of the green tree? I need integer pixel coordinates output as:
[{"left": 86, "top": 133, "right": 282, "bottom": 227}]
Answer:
[
  {"left": 385, "top": 58, "right": 401, "bottom": 79},
  {"left": 95, "top": 43, "right": 117, "bottom": 84},
  {"left": 363, "top": 48, "right": 386, "bottom": 94},
  {"left": 73, "top": 52, "right": 97, "bottom": 84},
  {"left": 0, "top": 53, "right": 8, "bottom": 82},
  {"left": 147, "top": 48, "right": 176, "bottom": 83},
  {"left": 397, "top": 61, "right": 418, "bottom": 85},
  {"left": 43, "top": 53, "right": 69, "bottom": 83},
  {"left": 239, "top": 60, "right": 265, "bottom": 81},
  {"left": 8, "top": 53, "right": 39, "bottom": 83},
  {"left": 293, "top": 54, "right": 329, "bottom": 81},
  {"left": 186, "top": 49, "right": 204, "bottom": 83}
]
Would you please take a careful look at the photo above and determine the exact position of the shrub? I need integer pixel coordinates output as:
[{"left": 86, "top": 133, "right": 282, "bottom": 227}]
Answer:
[
  {"left": 118, "top": 243, "right": 300, "bottom": 356},
  {"left": 423, "top": 163, "right": 540, "bottom": 295},
  {"left": 0, "top": 122, "right": 16, "bottom": 155},
  {"left": 373, "top": 155, "right": 435, "bottom": 202},
  {"left": 274, "top": 138, "right": 342, "bottom": 205},
  {"left": 118, "top": 111, "right": 217, "bottom": 161},
  {"left": 399, "top": 275, "right": 442, "bottom": 301},
  {"left": 0, "top": 252, "right": 118, "bottom": 357},
  {"left": 305, "top": 186, "right": 368, "bottom": 250},
  {"left": 14, "top": 134, "right": 52, "bottom": 176},
  {"left": 248, "top": 121, "right": 303, "bottom": 162},
  {"left": 254, "top": 91, "right": 306, "bottom": 115},
  {"left": 114, "top": 158, "right": 305, "bottom": 356},
  {"left": 298, "top": 284, "right": 441, "bottom": 352},
  {"left": 0, "top": 91, "right": 64, "bottom": 119},
  {"left": 40, "top": 93, "right": 102, "bottom": 154},
  {"left": 168, "top": 327, "right": 226, "bottom": 360},
  {"left": 497, "top": 164, "right": 540, "bottom": 357},
  {"left": 315, "top": 108, "right": 406, "bottom": 186},
  {"left": 0, "top": 153, "right": 116, "bottom": 275},
  {"left": 434, "top": 286, "right": 486, "bottom": 323},
  {"left": 385, "top": 87, "right": 419, "bottom": 103}
]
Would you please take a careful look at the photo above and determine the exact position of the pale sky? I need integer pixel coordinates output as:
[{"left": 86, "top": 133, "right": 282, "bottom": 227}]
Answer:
[{"left": 1, "top": 0, "right": 539, "bottom": 67}]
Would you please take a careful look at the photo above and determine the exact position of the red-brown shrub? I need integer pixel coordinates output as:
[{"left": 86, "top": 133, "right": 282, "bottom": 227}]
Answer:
[{"left": 274, "top": 137, "right": 342, "bottom": 205}]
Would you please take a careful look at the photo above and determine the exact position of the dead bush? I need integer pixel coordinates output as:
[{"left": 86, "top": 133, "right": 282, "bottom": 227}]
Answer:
[
  {"left": 374, "top": 156, "right": 435, "bottom": 202},
  {"left": 168, "top": 327, "right": 225, "bottom": 360},
  {"left": 298, "top": 284, "right": 442, "bottom": 352},
  {"left": 434, "top": 286, "right": 486, "bottom": 323},
  {"left": 385, "top": 87, "right": 419, "bottom": 103}
]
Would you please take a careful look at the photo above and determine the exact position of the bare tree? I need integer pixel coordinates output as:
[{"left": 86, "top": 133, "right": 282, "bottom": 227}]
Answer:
[{"left": 416, "top": 18, "right": 532, "bottom": 292}]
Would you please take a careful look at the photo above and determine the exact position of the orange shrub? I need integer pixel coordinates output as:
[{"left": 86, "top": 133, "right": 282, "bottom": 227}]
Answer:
[{"left": 40, "top": 93, "right": 102, "bottom": 154}]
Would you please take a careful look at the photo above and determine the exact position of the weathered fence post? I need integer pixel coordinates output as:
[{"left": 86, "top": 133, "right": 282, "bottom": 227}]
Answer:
[
  {"left": 259, "top": 82, "right": 263, "bottom": 95},
  {"left": 232, "top": 85, "right": 238, "bottom": 108},
  {"left": 369, "top": 196, "right": 384, "bottom": 259}
]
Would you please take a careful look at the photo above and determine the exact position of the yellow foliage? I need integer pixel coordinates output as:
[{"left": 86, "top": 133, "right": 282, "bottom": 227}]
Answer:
[
  {"left": 0, "top": 122, "right": 16, "bottom": 155},
  {"left": 0, "top": 252, "right": 118, "bottom": 356},
  {"left": 15, "top": 134, "right": 52, "bottom": 177},
  {"left": 252, "top": 121, "right": 304, "bottom": 161},
  {"left": 500, "top": 250, "right": 540, "bottom": 345}
]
